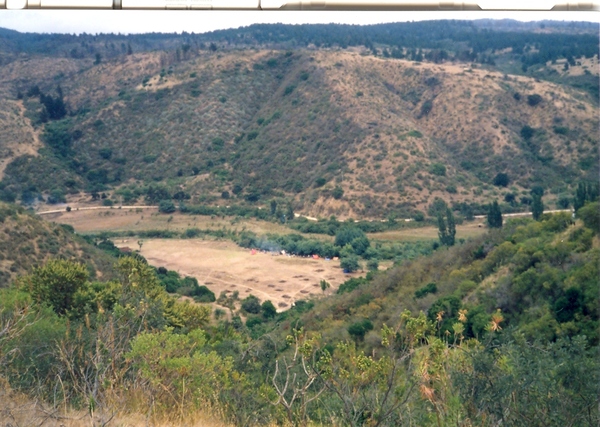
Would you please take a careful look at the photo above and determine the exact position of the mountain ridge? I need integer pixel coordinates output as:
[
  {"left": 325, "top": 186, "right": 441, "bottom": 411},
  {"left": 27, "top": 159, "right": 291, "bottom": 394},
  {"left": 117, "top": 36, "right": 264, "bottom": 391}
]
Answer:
[{"left": 0, "top": 22, "right": 597, "bottom": 219}]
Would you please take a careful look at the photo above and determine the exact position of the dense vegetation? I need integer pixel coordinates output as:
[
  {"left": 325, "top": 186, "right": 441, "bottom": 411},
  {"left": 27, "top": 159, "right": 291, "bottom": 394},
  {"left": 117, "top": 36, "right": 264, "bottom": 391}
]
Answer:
[
  {"left": 0, "top": 20, "right": 598, "bottom": 425},
  {"left": 2, "top": 20, "right": 596, "bottom": 77},
  {"left": 0, "top": 203, "right": 116, "bottom": 287},
  {"left": 1, "top": 205, "right": 597, "bottom": 425}
]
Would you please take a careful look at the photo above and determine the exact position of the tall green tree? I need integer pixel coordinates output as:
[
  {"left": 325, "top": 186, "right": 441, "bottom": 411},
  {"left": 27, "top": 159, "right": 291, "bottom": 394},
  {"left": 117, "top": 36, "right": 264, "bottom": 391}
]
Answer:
[
  {"left": 437, "top": 207, "right": 456, "bottom": 246},
  {"left": 335, "top": 227, "right": 367, "bottom": 248},
  {"left": 18, "top": 259, "right": 88, "bottom": 316},
  {"left": 261, "top": 300, "right": 277, "bottom": 319},
  {"left": 574, "top": 182, "right": 587, "bottom": 211},
  {"left": 487, "top": 200, "right": 503, "bottom": 228},
  {"left": 285, "top": 203, "right": 294, "bottom": 222},
  {"left": 574, "top": 182, "right": 599, "bottom": 212},
  {"left": 532, "top": 193, "right": 544, "bottom": 221},
  {"left": 340, "top": 255, "right": 360, "bottom": 273},
  {"left": 578, "top": 201, "right": 600, "bottom": 233}
]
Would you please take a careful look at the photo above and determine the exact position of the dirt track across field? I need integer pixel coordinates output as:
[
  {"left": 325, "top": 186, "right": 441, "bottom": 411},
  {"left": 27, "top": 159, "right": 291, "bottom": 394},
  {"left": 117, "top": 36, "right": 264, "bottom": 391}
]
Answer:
[{"left": 115, "top": 238, "right": 355, "bottom": 310}]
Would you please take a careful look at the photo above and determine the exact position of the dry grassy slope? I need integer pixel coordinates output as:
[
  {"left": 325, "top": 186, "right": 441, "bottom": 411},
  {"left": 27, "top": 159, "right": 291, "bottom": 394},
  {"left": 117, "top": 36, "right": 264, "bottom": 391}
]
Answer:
[
  {"left": 0, "top": 56, "right": 84, "bottom": 92},
  {"left": 0, "top": 377, "right": 233, "bottom": 427},
  {"left": 0, "top": 100, "right": 41, "bottom": 179},
  {"left": 301, "top": 51, "right": 598, "bottom": 217},
  {"left": 65, "top": 50, "right": 287, "bottom": 189},
  {"left": 0, "top": 203, "right": 116, "bottom": 287},
  {"left": 0, "top": 48, "right": 597, "bottom": 219},
  {"left": 0, "top": 55, "right": 97, "bottom": 180}
]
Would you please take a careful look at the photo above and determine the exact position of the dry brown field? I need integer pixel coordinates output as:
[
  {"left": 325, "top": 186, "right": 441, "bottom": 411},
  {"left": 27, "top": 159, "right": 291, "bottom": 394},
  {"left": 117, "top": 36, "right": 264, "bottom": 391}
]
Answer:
[
  {"left": 368, "top": 220, "right": 487, "bottom": 242},
  {"left": 41, "top": 206, "right": 296, "bottom": 235},
  {"left": 44, "top": 208, "right": 487, "bottom": 309},
  {"left": 116, "top": 238, "right": 354, "bottom": 310}
]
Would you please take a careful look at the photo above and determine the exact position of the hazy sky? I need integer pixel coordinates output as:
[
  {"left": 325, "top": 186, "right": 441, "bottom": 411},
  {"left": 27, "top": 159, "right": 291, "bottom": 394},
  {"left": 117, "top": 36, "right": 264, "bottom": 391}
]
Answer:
[{"left": 0, "top": 10, "right": 596, "bottom": 35}]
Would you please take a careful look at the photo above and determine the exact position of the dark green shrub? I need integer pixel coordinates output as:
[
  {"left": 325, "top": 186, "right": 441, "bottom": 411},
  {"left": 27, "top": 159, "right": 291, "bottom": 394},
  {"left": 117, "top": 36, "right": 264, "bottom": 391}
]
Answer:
[
  {"left": 47, "top": 189, "right": 66, "bottom": 204},
  {"left": 367, "top": 259, "right": 379, "bottom": 271},
  {"left": 337, "top": 277, "right": 367, "bottom": 294},
  {"left": 578, "top": 202, "right": 599, "bottom": 233},
  {"left": 429, "top": 163, "right": 446, "bottom": 176},
  {"left": 332, "top": 186, "right": 344, "bottom": 200},
  {"left": 99, "top": 148, "right": 112, "bottom": 159},
  {"left": 194, "top": 285, "right": 216, "bottom": 303},
  {"left": 293, "top": 300, "right": 314, "bottom": 313},
  {"left": 415, "top": 282, "right": 437, "bottom": 299},
  {"left": 493, "top": 173, "right": 510, "bottom": 187},
  {"left": 335, "top": 227, "right": 367, "bottom": 248},
  {"left": 159, "top": 200, "right": 176, "bottom": 213},
  {"left": 420, "top": 99, "right": 433, "bottom": 116},
  {"left": 340, "top": 255, "right": 360, "bottom": 273},
  {"left": 348, "top": 319, "right": 373, "bottom": 341},
  {"left": 241, "top": 295, "right": 261, "bottom": 314},
  {"left": 261, "top": 300, "right": 277, "bottom": 319},
  {"left": 527, "top": 94, "right": 543, "bottom": 106},
  {"left": 246, "top": 316, "right": 263, "bottom": 328},
  {"left": 557, "top": 196, "right": 571, "bottom": 209},
  {"left": 553, "top": 126, "right": 569, "bottom": 135},
  {"left": 521, "top": 125, "right": 535, "bottom": 140}
]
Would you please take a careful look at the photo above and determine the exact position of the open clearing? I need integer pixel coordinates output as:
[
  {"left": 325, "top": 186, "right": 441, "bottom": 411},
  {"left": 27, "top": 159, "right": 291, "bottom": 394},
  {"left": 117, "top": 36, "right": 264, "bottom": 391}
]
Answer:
[
  {"left": 115, "top": 238, "right": 354, "bottom": 310},
  {"left": 44, "top": 208, "right": 488, "bottom": 309},
  {"left": 42, "top": 206, "right": 305, "bottom": 236},
  {"left": 42, "top": 206, "right": 487, "bottom": 241},
  {"left": 368, "top": 220, "right": 487, "bottom": 242}
]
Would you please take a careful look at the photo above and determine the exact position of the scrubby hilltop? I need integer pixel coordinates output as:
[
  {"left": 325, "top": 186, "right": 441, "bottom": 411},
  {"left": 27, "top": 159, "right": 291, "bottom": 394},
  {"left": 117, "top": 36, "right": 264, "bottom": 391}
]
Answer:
[{"left": 0, "top": 21, "right": 597, "bottom": 219}]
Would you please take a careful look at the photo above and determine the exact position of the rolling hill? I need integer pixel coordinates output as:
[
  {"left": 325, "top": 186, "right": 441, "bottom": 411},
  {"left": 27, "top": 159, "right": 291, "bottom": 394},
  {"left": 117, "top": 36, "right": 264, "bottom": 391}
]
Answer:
[{"left": 0, "top": 21, "right": 597, "bottom": 219}]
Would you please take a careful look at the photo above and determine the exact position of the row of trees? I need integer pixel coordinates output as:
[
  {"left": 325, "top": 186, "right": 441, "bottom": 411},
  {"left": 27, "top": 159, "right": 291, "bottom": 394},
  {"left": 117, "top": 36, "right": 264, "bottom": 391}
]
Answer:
[
  {"left": 199, "top": 21, "right": 598, "bottom": 70},
  {"left": 440, "top": 181, "right": 598, "bottom": 247},
  {"left": 237, "top": 225, "right": 373, "bottom": 273}
]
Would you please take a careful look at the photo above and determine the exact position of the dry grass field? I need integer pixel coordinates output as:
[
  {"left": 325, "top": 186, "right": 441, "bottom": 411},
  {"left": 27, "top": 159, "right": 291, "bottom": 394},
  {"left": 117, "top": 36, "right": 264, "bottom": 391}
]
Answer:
[
  {"left": 41, "top": 206, "right": 293, "bottom": 235},
  {"left": 368, "top": 220, "right": 487, "bottom": 242},
  {"left": 0, "top": 379, "right": 233, "bottom": 427},
  {"left": 44, "top": 207, "right": 487, "bottom": 309},
  {"left": 117, "top": 238, "right": 353, "bottom": 310}
]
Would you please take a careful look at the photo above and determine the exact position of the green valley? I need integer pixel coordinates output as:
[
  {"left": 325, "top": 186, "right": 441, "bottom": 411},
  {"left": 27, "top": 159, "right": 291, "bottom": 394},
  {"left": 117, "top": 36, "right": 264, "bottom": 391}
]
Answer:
[{"left": 0, "top": 19, "right": 598, "bottom": 427}]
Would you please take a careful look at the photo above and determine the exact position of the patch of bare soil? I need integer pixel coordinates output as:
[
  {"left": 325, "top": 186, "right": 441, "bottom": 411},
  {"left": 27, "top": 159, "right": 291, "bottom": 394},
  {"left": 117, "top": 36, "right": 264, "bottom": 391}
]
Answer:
[{"left": 116, "top": 239, "right": 355, "bottom": 311}]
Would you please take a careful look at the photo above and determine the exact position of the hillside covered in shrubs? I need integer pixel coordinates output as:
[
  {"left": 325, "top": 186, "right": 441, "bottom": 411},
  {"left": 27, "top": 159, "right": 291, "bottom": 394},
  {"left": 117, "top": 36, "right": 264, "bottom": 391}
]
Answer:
[
  {"left": 1, "top": 204, "right": 598, "bottom": 426},
  {"left": 0, "top": 21, "right": 597, "bottom": 219}
]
